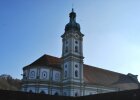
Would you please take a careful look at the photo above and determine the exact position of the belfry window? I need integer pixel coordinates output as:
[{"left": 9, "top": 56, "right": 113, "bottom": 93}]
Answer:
[
  {"left": 75, "top": 64, "right": 78, "bottom": 68},
  {"left": 75, "top": 70, "right": 78, "bottom": 77},
  {"left": 75, "top": 41, "right": 78, "bottom": 44},
  {"left": 75, "top": 46, "right": 78, "bottom": 52}
]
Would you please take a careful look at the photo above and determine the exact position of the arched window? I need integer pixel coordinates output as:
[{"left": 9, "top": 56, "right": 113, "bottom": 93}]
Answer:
[
  {"left": 64, "top": 71, "right": 67, "bottom": 78},
  {"left": 75, "top": 41, "right": 78, "bottom": 44},
  {"left": 54, "top": 92, "right": 59, "bottom": 96},
  {"left": 75, "top": 92, "right": 78, "bottom": 96},
  {"left": 40, "top": 91, "right": 45, "bottom": 94},
  {"left": 75, "top": 46, "right": 78, "bottom": 52},
  {"left": 75, "top": 64, "right": 78, "bottom": 68},
  {"left": 65, "top": 65, "right": 67, "bottom": 68},
  {"left": 64, "top": 92, "right": 67, "bottom": 96},
  {"left": 29, "top": 90, "right": 33, "bottom": 93},
  {"left": 75, "top": 70, "right": 78, "bottom": 77}
]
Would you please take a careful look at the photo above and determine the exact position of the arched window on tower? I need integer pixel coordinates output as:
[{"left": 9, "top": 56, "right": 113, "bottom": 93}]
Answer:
[
  {"left": 75, "top": 70, "right": 78, "bottom": 77},
  {"left": 75, "top": 41, "right": 78, "bottom": 44},
  {"left": 75, "top": 46, "right": 78, "bottom": 52},
  {"left": 75, "top": 64, "right": 78, "bottom": 68}
]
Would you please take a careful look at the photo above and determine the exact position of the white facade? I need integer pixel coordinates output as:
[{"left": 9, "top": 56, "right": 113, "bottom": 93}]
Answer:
[
  {"left": 22, "top": 67, "right": 61, "bottom": 95},
  {"left": 22, "top": 9, "right": 119, "bottom": 96}
]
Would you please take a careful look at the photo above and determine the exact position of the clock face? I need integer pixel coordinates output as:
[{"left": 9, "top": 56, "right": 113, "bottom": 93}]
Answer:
[{"left": 42, "top": 71, "right": 47, "bottom": 79}]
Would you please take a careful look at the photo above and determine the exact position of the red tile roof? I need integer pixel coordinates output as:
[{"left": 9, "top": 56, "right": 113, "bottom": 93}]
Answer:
[
  {"left": 23, "top": 54, "right": 61, "bottom": 69},
  {"left": 23, "top": 54, "right": 140, "bottom": 90},
  {"left": 83, "top": 64, "right": 140, "bottom": 90}
]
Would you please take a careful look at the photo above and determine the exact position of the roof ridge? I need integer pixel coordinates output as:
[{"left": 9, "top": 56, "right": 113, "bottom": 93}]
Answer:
[{"left": 43, "top": 54, "right": 60, "bottom": 59}]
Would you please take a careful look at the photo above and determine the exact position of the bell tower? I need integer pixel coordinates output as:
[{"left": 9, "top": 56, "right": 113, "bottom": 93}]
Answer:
[{"left": 61, "top": 9, "right": 84, "bottom": 96}]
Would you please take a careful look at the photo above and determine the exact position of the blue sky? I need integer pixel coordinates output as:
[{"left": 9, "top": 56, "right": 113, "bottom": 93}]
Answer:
[{"left": 0, "top": 0, "right": 140, "bottom": 82}]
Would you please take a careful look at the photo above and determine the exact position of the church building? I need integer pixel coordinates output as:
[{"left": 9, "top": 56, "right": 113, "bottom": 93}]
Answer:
[{"left": 22, "top": 9, "right": 140, "bottom": 96}]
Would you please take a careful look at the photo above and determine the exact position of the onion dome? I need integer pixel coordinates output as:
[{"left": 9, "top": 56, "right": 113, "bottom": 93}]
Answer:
[{"left": 65, "top": 8, "right": 80, "bottom": 32}]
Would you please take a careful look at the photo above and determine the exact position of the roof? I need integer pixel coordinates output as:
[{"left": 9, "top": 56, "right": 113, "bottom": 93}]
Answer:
[
  {"left": 23, "top": 54, "right": 140, "bottom": 90},
  {"left": 83, "top": 64, "right": 140, "bottom": 90},
  {"left": 23, "top": 54, "right": 61, "bottom": 70}
]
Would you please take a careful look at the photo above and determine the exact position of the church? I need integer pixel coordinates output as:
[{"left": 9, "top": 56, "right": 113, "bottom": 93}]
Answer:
[{"left": 21, "top": 9, "right": 140, "bottom": 96}]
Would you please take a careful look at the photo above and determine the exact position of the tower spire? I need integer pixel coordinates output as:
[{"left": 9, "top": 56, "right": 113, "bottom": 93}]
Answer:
[
  {"left": 72, "top": 8, "right": 74, "bottom": 12},
  {"left": 70, "top": 8, "right": 76, "bottom": 21},
  {"left": 72, "top": 3, "right": 74, "bottom": 12},
  {"left": 65, "top": 8, "right": 80, "bottom": 32}
]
